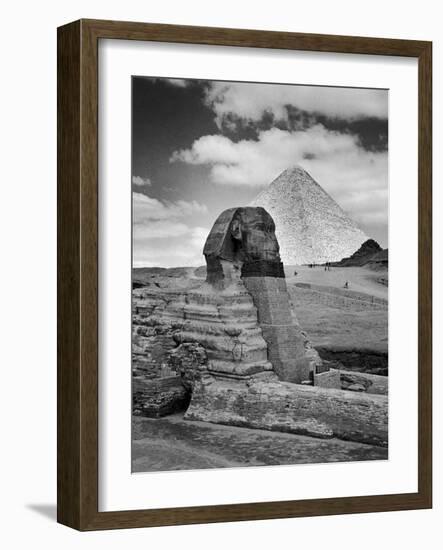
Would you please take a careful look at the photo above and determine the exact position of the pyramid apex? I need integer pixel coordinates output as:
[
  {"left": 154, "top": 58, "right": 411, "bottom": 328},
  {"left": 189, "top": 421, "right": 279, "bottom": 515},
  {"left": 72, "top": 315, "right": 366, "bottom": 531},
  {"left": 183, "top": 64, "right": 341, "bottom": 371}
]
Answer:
[
  {"left": 266, "top": 165, "right": 315, "bottom": 190},
  {"left": 273, "top": 164, "right": 314, "bottom": 182},
  {"left": 281, "top": 164, "right": 307, "bottom": 174}
]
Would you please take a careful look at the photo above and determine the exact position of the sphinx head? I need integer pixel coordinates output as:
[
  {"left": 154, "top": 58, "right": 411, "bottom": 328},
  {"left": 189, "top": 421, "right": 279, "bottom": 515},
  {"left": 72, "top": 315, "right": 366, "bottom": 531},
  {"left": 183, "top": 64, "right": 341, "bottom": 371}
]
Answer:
[{"left": 203, "top": 207, "right": 284, "bottom": 288}]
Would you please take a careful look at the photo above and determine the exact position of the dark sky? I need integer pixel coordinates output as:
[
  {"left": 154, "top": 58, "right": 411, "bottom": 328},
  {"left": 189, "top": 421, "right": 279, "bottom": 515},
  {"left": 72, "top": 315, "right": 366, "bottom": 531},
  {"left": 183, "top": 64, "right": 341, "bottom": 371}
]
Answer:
[
  {"left": 132, "top": 78, "right": 263, "bottom": 215},
  {"left": 132, "top": 76, "right": 388, "bottom": 267}
]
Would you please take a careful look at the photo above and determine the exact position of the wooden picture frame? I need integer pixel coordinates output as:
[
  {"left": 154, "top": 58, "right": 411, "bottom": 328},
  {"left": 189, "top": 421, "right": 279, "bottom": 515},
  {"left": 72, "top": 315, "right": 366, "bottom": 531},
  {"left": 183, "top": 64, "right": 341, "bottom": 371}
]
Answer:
[{"left": 57, "top": 18, "right": 432, "bottom": 530}]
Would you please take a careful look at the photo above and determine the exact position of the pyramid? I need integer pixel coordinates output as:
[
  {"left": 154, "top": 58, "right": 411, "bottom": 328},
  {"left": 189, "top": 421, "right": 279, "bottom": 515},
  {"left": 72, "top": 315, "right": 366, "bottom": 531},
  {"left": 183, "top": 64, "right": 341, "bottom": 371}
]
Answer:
[{"left": 250, "top": 166, "right": 368, "bottom": 265}]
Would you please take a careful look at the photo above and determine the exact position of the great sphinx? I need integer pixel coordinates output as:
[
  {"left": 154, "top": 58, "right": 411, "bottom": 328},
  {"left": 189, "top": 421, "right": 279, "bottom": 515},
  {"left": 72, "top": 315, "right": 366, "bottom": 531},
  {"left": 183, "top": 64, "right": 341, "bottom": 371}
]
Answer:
[
  {"left": 202, "top": 206, "right": 321, "bottom": 384},
  {"left": 132, "top": 207, "right": 387, "bottom": 446}
]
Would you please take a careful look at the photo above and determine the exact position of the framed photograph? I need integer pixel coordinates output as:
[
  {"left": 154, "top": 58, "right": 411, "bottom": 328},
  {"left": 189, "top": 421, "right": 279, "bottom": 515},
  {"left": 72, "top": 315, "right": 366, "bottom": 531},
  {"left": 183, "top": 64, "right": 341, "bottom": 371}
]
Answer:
[{"left": 57, "top": 19, "right": 432, "bottom": 530}]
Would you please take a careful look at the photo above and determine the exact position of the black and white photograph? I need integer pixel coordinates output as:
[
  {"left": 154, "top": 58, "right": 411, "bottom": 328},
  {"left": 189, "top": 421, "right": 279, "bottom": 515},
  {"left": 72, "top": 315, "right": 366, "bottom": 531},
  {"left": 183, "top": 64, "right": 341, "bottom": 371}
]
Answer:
[
  {"left": 131, "top": 76, "right": 389, "bottom": 472},
  {"left": 1, "top": 0, "right": 437, "bottom": 540}
]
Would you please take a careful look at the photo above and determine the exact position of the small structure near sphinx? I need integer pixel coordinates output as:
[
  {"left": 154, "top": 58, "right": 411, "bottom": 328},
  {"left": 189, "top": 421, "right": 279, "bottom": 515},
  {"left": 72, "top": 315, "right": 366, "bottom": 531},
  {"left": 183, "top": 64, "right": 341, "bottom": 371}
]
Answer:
[{"left": 133, "top": 207, "right": 387, "bottom": 447}]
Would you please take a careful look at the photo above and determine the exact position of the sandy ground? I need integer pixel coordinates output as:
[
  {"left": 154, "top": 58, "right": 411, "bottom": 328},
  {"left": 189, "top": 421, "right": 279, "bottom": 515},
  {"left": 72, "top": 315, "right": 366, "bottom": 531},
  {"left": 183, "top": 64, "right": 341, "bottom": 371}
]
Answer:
[
  {"left": 132, "top": 264, "right": 388, "bottom": 472},
  {"left": 283, "top": 266, "right": 388, "bottom": 352},
  {"left": 290, "top": 289, "right": 388, "bottom": 352},
  {"left": 285, "top": 265, "right": 388, "bottom": 300},
  {"left": 132, "top": 414, "right": 388, "bottom": 473}
]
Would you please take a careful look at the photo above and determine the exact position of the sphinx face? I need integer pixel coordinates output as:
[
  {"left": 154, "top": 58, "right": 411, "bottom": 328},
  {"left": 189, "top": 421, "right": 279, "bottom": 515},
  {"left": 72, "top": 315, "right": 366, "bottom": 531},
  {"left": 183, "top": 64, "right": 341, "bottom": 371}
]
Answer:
[
  {"left": 231, "top": 207, "right": 280, "bottom": 262},
  {"left": 204, "top": 206, "right": 284, "bottom": 287}
]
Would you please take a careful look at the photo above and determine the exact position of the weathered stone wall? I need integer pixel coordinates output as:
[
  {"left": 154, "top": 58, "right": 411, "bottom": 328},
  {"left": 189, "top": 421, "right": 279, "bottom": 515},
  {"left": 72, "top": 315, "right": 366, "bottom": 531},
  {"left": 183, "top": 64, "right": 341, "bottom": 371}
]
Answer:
[
  {"left": 175, "top": 282, "right": 275, "bottom": 379},
  {"left": 133, "top": 278, "right": 293, "bottom": 410},
  {"left": 185, "top": 377, "right": 388, "bottom": 447},
  {"left": 167, "top": 342, "right": 208, "bottom": 391},
  {"left": 132, "top": 324, "right": 177, "bottom": 378},
  {"left": 132, "top": 288, "right": 182, "bottom": 378},
  {"left": 133, "top": 375, "right": 190, "bottom": 417}
]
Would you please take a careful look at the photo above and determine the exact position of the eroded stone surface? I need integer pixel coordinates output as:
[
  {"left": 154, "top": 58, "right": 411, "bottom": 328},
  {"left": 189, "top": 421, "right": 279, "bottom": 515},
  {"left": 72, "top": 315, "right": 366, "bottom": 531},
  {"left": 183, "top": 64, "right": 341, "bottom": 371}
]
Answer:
[
  {"left": 202, "top": 206, "right": 325, "bottom": 384},
  {"left": 339, "top": 371, "right": 388, "bottom": 395},
  {"left": 313, "top": 368, "right": 342, "bottom": 389},
  {"left": 132, "top": 279, "right": 276, "bottom": 416},
  {"left": 133, "top": 376, "right": 190, "bottom": 417},
  {"left": 185, "top": 376, "right": 388, "bottom": 447},
  {"left": 203, "top": 207, "right": 284, "bottom": 288},
  {"left": 243, "top": 276, "right": 320, "bottom": 383}
]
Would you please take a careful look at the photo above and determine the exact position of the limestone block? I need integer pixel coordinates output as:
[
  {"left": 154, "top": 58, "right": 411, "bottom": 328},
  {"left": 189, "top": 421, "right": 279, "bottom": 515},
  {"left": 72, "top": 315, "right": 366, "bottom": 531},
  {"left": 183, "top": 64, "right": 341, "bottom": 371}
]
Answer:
[
  {"left": 185, "top": 377, "right": 388, "bottom": 447},
  {"left": 313, "top": 368, "right": 341, "bottom": 389},
  {"left": 340, "top": 371, "right": 388, "bottom": 395}
]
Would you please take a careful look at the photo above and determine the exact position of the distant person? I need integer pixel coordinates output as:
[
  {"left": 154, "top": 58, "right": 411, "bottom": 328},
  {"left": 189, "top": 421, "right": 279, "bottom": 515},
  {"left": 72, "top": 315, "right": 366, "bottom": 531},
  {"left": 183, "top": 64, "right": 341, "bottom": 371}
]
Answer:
[
  {"left": 294, "top": 270, "right": 298, "bottom": 276},
  {"left": 344, "top": 281, "right": 349, "bottom": 289}
]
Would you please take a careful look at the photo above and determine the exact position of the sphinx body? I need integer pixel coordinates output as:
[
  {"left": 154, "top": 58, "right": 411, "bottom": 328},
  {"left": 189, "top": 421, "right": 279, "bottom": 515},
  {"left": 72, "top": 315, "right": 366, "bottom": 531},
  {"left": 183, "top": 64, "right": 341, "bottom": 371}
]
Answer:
[
  {"left": 202, "top": 207, "right": 321, "bottom": 383},
  {"left": 133, "top": 206, "right": 324, "bottom": 416},
  {"left": 132, "top": 206, "right": 387, "bottom": 446}
]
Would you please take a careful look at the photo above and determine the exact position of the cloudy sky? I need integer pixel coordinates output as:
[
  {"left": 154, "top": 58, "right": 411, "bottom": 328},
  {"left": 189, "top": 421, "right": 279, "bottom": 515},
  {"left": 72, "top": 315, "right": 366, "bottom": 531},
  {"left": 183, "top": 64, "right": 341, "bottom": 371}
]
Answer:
[{"left": 132, "top": 76, "right": 388, "bottom": 267}]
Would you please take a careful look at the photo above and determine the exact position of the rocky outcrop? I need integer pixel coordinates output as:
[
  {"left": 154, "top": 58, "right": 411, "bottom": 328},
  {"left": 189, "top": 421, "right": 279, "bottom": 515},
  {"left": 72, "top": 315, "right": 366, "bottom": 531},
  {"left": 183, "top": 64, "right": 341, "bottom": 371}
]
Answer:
[
  {"left": 332, "top": 238, "right": 382, "bottom": 267},
  {"left": 250, "top": 166, "right": 368, "bottom": 265},
  {"left": 366, "top": 248, "right": 389, "bottom": 271}
]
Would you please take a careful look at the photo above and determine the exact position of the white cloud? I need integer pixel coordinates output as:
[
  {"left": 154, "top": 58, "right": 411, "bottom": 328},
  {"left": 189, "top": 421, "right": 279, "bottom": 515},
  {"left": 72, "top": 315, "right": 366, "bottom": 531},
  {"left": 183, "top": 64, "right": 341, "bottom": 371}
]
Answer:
[
  {"left": 204, "top": 81, "right": 388, "bottom": 126},
  {"left": 171, "top": 125, "right": 387, "bottom": 228},
  {"left": 132, "top": 175, "right": 151, "bottom": 186},
  {"left": 133, "top": 226, "right": 208, "bottom": 267},
  {"left": 133, "top": 193, "right": 209, "bottom": 267},
  {"left": 165, "top": 78, "right": 190, "bottom": 87},
  {"left": 133, "top": 193, "right": 207, "bottom": 223},
  {"left": 134, "top": 220, "right": 190, "bottom": 239}
]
